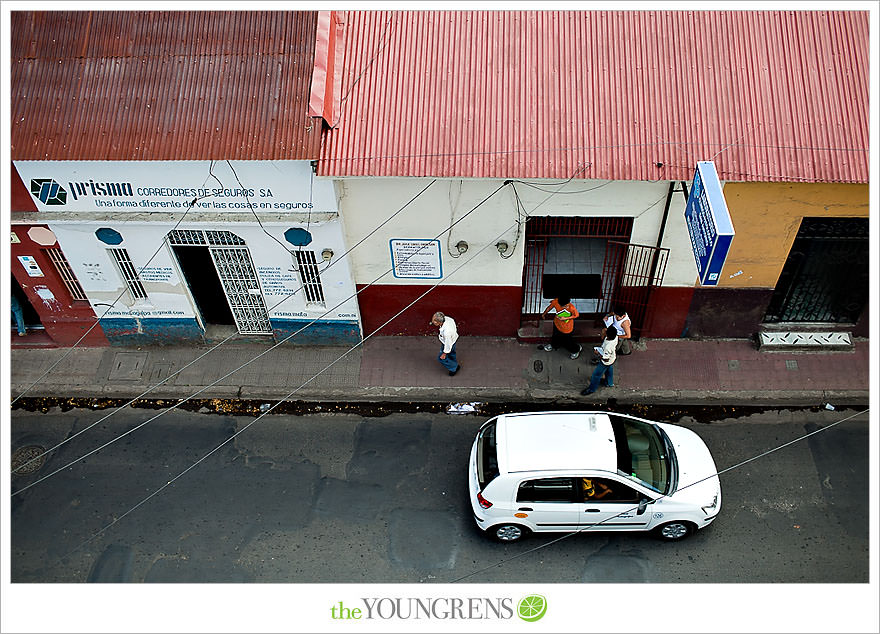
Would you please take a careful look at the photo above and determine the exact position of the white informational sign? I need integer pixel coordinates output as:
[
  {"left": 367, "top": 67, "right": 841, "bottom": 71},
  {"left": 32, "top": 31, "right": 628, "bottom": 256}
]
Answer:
[
  {"left": 390, "top": 239, "right": 443, "bottom": 279},
  {"left": 684, "top": 161, "right": 735, "bottom": 285},
  {"left": 13, "top": 160, "right": 337, "bottom": 214},
  {"left": 17, "top": 255, "right": 44, "bottom": 277}
]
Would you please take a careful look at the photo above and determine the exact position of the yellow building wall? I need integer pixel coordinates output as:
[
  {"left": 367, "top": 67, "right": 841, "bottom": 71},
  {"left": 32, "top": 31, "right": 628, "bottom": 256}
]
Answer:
[{"left": 717, "top": 182, "right": 869, "bottom": 288}]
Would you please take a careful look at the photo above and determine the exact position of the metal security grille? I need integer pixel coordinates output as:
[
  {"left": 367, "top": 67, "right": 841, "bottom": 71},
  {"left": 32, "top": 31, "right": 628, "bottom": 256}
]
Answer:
[
  {"left": 206, "top": 231, "right": 246, "bottom": 246},
  {"left": 44, "top": 247, "right": 87, "bottom": 300},
  {"left": 765, "top": 217, "right": 869, "bottom": 323},
  {"left": 521, "top": 238, "right": 549, "bottom": 315},
  {"left": 168, "top": 230, "right": 246, "bottom": 246},
  {"left": 526, "top": 216, "right": 633, "bottom": 238},
  {"left": 108, "top": 248, "right": 148, "bottom": 301},
  {"left": 600, "top": 241, "right": 669, "bottom": 338},
  {"left": 210, "top": 246, "right": 273, "bottom": 334},
  {"left": 167, "top": 229, "right": 207, "bottom": 245},
  {"left": 521, "top": 217, "right": 634, "bottom": 317},
  {"left": 294, "top": 250, "right": 326, "bottom": 304}
]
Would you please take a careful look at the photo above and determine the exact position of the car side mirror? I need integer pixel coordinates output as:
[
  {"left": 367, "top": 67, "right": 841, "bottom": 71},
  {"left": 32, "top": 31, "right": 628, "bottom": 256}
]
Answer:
[{"left": 637, "top": 498, "right": 650, "bottom": 515}]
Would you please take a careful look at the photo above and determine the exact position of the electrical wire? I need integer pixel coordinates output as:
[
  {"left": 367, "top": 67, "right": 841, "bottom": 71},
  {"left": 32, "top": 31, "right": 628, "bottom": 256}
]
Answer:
[
  {"left": 512, "top": 179, "right": 612, "bottom": 194},
  {"left": 12, "top": 181, "right": 506, "bottom": 489},
  {"left": 331, "top": 12, "right": 397, "bottom": 129},
  {"left": 10, "top": 163, "right": 226, "bottom": 405},
  {"left": 11, "top": 179, "right": 439, "bottom": 477},
  {"left": 44, "top": 164, "right": 620, "bottom": 550},
  {"left": 58, "top": 188, "right": 519, "bottom": 558},
  {"left": 447, "top": 407, "right": 870, "bottom": 583},
  {"left": 224, "top": 160, "right": 300, "bottom": 256}
]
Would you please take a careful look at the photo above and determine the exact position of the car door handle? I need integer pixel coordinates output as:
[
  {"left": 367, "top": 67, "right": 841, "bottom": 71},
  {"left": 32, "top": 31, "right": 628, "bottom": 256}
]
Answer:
[
  {"left": 585, "top": 508, "right": 602, "bottom": 513},
  {"left": 518, "top": 507, "right": 533, "bottom": 511}
]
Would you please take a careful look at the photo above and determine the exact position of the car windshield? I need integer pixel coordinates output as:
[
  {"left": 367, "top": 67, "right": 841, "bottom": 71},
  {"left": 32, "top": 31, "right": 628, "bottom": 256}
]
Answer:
[
  {"left": 476, "top": 420, "right": 500, "bottom": 489},
  {"left": 609, "top": 415, "right": 672, "bottom": 494}
]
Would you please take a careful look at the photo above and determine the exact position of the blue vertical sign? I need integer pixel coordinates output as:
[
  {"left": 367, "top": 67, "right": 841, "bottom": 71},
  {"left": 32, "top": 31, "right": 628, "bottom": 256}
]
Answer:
[{"left": 684, "top": 161, "right": 735, "bottom": 286}]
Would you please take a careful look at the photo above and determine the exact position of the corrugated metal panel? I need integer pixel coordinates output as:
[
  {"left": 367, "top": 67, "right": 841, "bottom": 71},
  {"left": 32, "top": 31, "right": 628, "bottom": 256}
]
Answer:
[
  {"left": 320, "top": 10, "right": 868, "bottom": 183},
  {"left": 11, "top": 11, "right": 323, "bottom": 160}
]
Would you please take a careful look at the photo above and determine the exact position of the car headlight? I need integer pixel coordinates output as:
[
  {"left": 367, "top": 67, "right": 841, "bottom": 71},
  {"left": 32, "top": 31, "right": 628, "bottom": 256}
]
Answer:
[{"left": 701, "top": 494, "right": 718, "bottom": 515}]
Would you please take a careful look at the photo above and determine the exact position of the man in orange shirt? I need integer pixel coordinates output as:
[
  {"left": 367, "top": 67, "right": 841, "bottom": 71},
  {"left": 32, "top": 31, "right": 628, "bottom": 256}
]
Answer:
[{"left": 540, "top": 295, "right": 582, "bottom": 359}]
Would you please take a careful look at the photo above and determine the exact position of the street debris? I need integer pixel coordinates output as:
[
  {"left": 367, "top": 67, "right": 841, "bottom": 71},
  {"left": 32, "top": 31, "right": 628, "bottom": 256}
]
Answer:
[{"left": 446, "top": 402, "right": 483, "bottom": 415}]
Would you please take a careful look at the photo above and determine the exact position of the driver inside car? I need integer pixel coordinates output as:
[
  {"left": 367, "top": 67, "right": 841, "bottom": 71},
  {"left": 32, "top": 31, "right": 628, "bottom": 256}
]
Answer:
[{"left": 582, "top": 478, "right": 612, "bottom": 500}]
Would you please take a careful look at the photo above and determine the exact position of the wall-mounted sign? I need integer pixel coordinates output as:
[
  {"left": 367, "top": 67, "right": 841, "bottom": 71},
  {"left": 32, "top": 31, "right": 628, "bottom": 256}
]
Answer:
[
  {"left": 390, "top": 239, "right": 442, "bottom": 279},
  {"left": 18, "top": 255, "right": 45, "bottom": 277},
  {"left": 684, "top": 161, "right": 735, "bottom": 286},
  {"left": 13, "top": 160, "right": 337, "bottom": 215}
]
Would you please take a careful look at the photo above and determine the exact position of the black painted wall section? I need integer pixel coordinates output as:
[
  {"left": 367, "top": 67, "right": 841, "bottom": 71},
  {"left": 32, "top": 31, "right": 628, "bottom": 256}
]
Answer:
[
  {"left": 853, "top": 304, "right": 869, "bottom": 338},
  {"left": 684, "top": 288, "right": 775, "bottom": 338},
  {"left": 684, "top": 287, "right": 870, "bottom": 338}
]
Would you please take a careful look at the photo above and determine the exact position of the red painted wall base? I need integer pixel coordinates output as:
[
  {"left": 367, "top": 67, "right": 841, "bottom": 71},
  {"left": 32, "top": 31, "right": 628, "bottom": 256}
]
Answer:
[
  {"left": 356, "top": 284, "right": 523, "bottom": 336},
  {"left": 356, "top": 284, "right": 694, "bottom": 339}
]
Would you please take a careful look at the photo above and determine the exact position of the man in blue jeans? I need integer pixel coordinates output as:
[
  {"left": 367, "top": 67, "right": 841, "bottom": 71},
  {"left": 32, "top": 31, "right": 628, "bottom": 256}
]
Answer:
[
  {"left": 431, "top": 311, "right": 460, "bottom": 376},
  {"left": 11, "top": 294, "right": 27, "bottom": 336},
  {"left": 581, "top": 327, "right": 616, "bottom": 395}
]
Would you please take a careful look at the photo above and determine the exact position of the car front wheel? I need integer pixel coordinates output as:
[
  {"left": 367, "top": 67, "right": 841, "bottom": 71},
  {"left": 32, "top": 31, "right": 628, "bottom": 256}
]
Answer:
[
  {"left": 653, "top": 521, "right": 694, "bottom": 541},
  {"left": 491, "top": 523, "right": 529, "bottom": 543}
]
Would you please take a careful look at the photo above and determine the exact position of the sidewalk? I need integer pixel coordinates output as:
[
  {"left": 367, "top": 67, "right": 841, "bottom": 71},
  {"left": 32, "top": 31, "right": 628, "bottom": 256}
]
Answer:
[{"left": 9, "top": 336, "right": 871, "bottom": 407}]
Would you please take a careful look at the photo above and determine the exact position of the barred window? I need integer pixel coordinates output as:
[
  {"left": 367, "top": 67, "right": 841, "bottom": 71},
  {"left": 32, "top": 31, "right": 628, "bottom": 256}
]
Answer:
[
  {"left": 44, "top": 247, "right": 87, "bottom": 300},
  {"left": 294, "top": 250, "right": 325, "bottom": 305},
  {"left": 108, "top": 248, "right": 148, "bottom": 301}
]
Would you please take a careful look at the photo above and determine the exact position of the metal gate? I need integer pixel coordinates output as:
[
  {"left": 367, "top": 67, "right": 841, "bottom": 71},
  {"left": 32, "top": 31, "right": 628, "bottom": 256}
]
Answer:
[
  {"left": 521, "top": 217, "right": 634, "bottom": 317},
  {"left": 600, "top": 241, "right": 669, "bottom": 337},
  {"left": 764, "top": 217, "right": 868, "bottom": 323},
  {"left": 168, "top": 229, "right": 273, "bottom": 335}
]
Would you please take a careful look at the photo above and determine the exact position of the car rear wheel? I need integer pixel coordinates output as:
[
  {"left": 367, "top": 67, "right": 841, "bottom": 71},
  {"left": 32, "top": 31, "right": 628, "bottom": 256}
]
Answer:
[
  {"left": 491, "top": 523, "right": 529, "bottom": 543},
  {"left": 653, "top": 521, "right": 695, "bottom": 541}
]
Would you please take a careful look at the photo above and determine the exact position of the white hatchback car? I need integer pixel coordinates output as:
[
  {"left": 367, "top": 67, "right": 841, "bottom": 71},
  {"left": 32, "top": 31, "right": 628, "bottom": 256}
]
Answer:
[{"left": 468, "top": 411, "right": 721, "bottom": 542}]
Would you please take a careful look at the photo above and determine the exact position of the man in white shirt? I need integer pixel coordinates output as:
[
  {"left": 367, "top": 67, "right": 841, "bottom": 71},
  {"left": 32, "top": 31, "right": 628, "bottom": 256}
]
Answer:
[{"left": 431, "top": 311, "right": 461, "bottom": 376}]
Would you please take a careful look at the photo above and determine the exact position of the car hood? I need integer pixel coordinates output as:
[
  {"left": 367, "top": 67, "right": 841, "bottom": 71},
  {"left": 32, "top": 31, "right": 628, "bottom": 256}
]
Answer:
[{"left": 657, "top": 422, "right": 721, "bottom": 506}]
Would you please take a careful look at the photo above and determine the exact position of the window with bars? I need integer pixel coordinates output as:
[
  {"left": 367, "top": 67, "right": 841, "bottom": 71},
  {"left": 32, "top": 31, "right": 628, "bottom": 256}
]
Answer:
[
  {"left": 294, "top": 250, "right": 325, "bottom": 305},
  {"left": 108, "top": 248, "right": 148, "bottom": 301},
  {"left": 44, "top": 247, "right": 87, "bottom": 300}
]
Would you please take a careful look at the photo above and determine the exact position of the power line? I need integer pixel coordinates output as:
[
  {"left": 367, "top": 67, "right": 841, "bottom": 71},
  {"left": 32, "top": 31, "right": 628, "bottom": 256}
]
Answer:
[
  {"left": 448, "top": 407, "right": 870, "bottom": 583},
  {"left": 11, "top": 179, "right": 439, "bottom": 477},
  {"left": 50, "top": 165, "right": 600, "bottom": 554},
  {"left": 11, "top": 162, "right": 226, "bottom": 405},
  {"left": 12, "top": 180, "right": 506, "bottom": 490},
  {"left": 58, "top": 187, "right": 519, "bottom": 558}
]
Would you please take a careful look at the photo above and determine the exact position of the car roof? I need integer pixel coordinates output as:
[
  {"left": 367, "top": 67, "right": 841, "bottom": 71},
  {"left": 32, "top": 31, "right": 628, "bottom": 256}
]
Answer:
[{"left": 496, "top": 411, "right": 617, "bottom": 474}]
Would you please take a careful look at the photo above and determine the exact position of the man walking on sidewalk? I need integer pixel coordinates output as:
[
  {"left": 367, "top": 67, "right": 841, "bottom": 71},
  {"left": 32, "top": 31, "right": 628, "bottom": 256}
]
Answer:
[{"left": 431, "top": 311, "right": 461, "bottom": 376}]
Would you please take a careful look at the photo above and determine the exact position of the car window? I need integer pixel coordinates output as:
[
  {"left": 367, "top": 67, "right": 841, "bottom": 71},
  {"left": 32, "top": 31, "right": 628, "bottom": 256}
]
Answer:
[
  {"left": 517, "top": 477, "right": 577, "bottom": 503},
  {"left": 579, "top": 477, "right": 641, "bottom": 503},
  {"left": 476, "top": 421, "right": 500, "bottom": 489},
  {"left": 608, "top": 414, "right": 671, "bottom": 494}
]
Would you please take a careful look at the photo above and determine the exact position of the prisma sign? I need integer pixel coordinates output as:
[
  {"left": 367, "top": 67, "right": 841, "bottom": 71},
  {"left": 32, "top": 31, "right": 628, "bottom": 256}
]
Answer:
[
  {"left": 684, "top": 161, "right": 735, "bottom": 286},
  {"left": 14, "top": 160, "right": 336, "bottom": 213}
]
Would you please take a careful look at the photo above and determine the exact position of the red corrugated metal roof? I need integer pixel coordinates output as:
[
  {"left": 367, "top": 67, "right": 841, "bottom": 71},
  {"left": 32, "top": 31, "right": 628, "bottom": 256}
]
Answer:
[
  {"left": 11, "top": 11, "right": 323, "bottom": 160},
  {"left": 320, "top": 10, "right": 869, "bottom": 183}
]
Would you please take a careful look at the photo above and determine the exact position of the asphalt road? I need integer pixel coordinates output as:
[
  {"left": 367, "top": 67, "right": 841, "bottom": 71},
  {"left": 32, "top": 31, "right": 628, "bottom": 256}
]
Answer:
[{"left": 10, "top": 405, "right": 869, "bottom": 586}]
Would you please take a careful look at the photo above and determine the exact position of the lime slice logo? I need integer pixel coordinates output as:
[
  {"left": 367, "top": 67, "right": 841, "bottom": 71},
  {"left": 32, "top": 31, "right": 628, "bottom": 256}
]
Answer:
[{"left": 517, "top": 594, "right": 547, "bottom": 622}]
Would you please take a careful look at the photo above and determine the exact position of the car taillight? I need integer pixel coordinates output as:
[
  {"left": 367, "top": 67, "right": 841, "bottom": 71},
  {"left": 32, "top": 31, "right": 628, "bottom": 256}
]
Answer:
[{"left": 477, "top": 492, "right": 493, "bottom": 509}]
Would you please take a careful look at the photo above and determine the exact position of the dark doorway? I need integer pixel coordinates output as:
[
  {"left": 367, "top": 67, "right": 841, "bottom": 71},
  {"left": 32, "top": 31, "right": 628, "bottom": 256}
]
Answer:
[
  {"left": 171, "top": 245, "right": 235, "bottom": 325},
  {"left": 765, "top": 217, "right": 868, "bottom": 323},
  {"left": 11, "top": 276, "right": 42, "bottom": 330}
]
